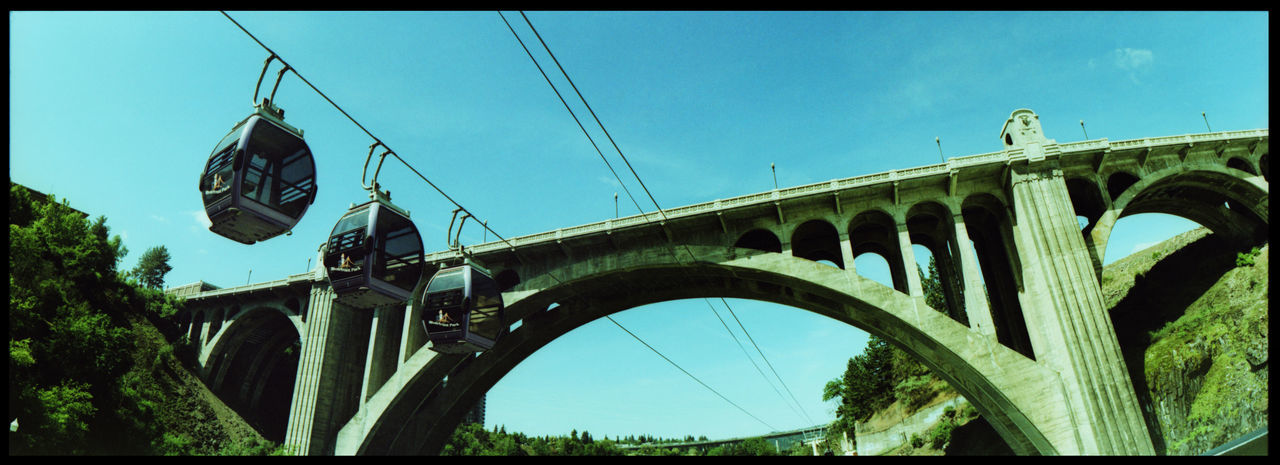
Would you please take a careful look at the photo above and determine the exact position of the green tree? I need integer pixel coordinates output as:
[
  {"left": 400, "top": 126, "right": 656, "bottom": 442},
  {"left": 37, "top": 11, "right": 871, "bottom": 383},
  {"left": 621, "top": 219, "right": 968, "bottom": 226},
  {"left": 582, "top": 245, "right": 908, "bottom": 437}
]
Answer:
[
  {"left": 10, "top": 185, "right": 124, "bottom": 452},
  {"left": 8, "top": 183, "right": 178, "bottom": 454},
  {"left": 131, "top": 245, "right": 174, "bottom": 289},
  {"left": 824, "top": 258, "right": 955, "bottom": 445}
]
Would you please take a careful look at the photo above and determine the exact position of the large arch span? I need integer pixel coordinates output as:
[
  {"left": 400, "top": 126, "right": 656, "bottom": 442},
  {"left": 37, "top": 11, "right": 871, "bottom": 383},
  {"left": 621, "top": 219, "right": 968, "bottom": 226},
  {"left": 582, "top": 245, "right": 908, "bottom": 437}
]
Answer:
[
  {"left": 340, "top": 244, "right": 1073, "bottom": 455},
  {"left": 1083, "top": 164, "right": 1269, "bottom": 271}
]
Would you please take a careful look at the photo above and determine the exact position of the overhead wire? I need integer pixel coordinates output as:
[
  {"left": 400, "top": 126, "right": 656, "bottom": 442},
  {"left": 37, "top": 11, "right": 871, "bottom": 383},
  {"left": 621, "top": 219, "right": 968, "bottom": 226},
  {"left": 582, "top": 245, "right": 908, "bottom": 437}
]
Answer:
[
  {"left": 221, "top": 10, "right": 665, "bottom": 448},
  {"left": 509, "top": 10, "right": 815, "bottom": 428},
  {"left": 221, "top": 11, "right": 514, "bottom": 251},
  {"left": 222, "top": 10, "right": 804, "bottom": 433},
  {"left": 500, "top": 9, "right": 781, "bottom": 432},
  {"left": 496, "top": 11, "right": 646, "bottom": 218}
]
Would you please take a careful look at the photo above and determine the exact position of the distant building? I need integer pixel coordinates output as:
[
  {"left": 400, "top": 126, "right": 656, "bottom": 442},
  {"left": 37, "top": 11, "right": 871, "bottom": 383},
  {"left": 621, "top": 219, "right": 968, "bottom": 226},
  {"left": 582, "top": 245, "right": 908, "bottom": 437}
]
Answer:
[
  {"left": 462, "top": 394, "right": 485, "bottom": 426},
  {"left": 165, "top": 281, "right": 222, "bottom": 297}
]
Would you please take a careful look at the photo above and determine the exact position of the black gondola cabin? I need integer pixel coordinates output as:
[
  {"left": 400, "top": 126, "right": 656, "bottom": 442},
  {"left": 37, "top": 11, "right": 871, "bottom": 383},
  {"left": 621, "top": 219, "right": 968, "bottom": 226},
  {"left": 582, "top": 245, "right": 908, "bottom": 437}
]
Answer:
[
  {"left": 422, "top": 263, "right": 504, "bottom": 353},
  {"left": 200, "top": 104, "right": 317, "bottom": 244},
  {"left": 324, "top": 198, "right": 425, "bottom": 310}
]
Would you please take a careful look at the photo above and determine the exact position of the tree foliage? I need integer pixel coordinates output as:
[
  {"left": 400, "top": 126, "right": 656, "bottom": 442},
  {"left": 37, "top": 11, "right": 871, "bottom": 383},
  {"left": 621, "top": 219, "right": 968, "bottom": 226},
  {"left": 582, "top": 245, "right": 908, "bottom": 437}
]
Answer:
[
  {"left": 131, "top": 245, "right": 174, "bottom": 289},
  {"left": 8, "top": 183, "right": 189, "bottom": 454},
  {"left": 441, "top": 423, "right": 803, "bottom": 456},
  {"left": 823, "top": 257, "right": 952, "bottom": 446}
]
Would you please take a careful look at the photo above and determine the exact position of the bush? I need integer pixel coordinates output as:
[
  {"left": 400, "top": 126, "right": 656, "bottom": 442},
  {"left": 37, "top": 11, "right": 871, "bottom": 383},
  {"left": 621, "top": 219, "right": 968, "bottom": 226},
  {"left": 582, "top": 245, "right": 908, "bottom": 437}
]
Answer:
[{"left": 1235, "top": 247, "right": 1261, "bottom": 267}]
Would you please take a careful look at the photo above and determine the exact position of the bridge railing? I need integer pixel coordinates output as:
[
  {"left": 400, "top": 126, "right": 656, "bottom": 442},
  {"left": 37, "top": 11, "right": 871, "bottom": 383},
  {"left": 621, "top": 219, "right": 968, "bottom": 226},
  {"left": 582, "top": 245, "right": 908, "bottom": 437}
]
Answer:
[{"left": 423, "top": 129, "right": 1267, "bottom": 263}]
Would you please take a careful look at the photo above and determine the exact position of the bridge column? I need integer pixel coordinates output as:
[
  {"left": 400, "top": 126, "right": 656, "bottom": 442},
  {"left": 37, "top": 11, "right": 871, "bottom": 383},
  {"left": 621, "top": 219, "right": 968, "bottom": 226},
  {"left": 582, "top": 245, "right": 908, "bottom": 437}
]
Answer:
[
  {"left": 283, "top": 285, "right": 372, "bottom": 455},
  {"left": 837, "top": 231, "right": 857, "bottom": 275},
  {"left": 894, "top": 218, "right": 925, "bottom": 297},
  {"left": 1007, "top": 159, "right": 1154, "bottom": 455},
  {"left": 361, "top": 305, "right": 404, "bottom": 403},
  {"left": 950, "top": 212, "right": 996, "bottom": 336}
]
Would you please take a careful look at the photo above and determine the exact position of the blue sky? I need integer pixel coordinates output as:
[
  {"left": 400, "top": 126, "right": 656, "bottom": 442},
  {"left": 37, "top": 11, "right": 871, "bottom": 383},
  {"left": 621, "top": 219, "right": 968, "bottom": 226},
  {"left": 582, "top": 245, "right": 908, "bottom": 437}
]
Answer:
[{"left": 10, "top": 11, "right": 1268, "bottom": 441}]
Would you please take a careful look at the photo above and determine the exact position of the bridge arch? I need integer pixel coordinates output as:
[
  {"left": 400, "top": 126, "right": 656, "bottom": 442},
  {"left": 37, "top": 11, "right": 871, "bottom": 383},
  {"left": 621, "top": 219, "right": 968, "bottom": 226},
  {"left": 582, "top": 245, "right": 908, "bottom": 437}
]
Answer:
[
  {"left": 1106, "top": 171, "right": 1141, "bottom": 204},
  {"left": 1091, "top": 164, "right": 1268, "bottom": 266},
  {"left": 349, "top": 244, "right": 1075, "bottom": 456},
  {"left": 202, "top": 305, "right": 303, "bottom": 442},
  {"left": 904, "top": 200, "right": 966, "bottom": 322},
  {"left": 958, "top": 192, "right": 1033, "bottom": 359},
  {"left": 847, "top": 209, "right": 904, "bottom": 291},
  {"left": 734, "top": 228, "right": 782, "bottom": 253},
  {"left": 790, "top": 218, "right": 843, "bottom": 268}
]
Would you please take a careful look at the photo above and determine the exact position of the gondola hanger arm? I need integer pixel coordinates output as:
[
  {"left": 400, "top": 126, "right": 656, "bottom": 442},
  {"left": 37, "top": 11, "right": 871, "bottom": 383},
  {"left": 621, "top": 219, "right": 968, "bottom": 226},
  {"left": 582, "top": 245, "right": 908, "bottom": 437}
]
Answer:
[
  {"left": 361, "top": 141, "right": 392, "bottom": 196},
  {"left": 252, "top": 53, "right": 277, "bottom": 106}
]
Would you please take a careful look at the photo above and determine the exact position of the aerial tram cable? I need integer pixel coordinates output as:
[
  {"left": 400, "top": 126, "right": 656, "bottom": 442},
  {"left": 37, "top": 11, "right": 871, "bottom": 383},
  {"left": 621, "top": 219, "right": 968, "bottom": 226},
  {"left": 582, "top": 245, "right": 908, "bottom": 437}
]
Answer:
[
  {"left": 508, "top": 10, "right": 810, "bottom": 428},
  {"left": 500, "top": 11, "right": 794, "bottom": 430},
  {"left": 720, "top": 297, "right": 816, "bottom": 425},
  {"left": 704, "top": 299, "right": 810, "bottom": 424},
  {"left": 496, "top": 11, "right": 646, "bottom": 217},
  {"left": 604, "top": 315, "right": 777, "bottom": 432},
  {"left": 220, "top": 11, "right": 511, "bottom": 249},
  {"left": 516, "top": 11, "right": 670, "bottom": 229},
  {"left": 513, "top": 10, "right": 817, "bottom": 427},
  {"left": 220, "top": 11, "right": 779, "bottom": 434}
]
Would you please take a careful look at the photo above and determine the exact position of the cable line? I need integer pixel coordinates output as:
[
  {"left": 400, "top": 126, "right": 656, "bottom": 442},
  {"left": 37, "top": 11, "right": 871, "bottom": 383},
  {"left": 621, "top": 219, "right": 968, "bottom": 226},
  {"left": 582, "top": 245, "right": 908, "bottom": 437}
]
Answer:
[
  {"left": 222, "top": 17, "right": 711, "bottom": 439},
  {"left": 511, "top": 11, "right": 814, "bottom": 429},
  {"left": 497, "top": 11, "right": 646, "bottom": 217},
  {"left": 704, "top": 299, "right": 809, "bottom": 423},
  {"left": 605, "top": 315, "right": 776, "bottom": 432},
  {"left": 517, "top": 11, "right": 668, "bottom": 221},
  {"left": 721, "top": 297, "right": 815, "bottom": 424},
  {"left": 220, "top": 11, "right": 513, "bottom": 250}
]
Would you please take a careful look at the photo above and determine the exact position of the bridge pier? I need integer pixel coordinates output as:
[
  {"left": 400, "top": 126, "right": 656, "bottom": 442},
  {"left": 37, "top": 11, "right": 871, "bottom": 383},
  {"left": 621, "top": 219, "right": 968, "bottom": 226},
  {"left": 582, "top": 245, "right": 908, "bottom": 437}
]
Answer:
[
  {"left": 283, "top": 285, "right": 370, "bottom": 455},
  {"left": 1002, "top": 111, "right": 1154, "bottom": 455}
]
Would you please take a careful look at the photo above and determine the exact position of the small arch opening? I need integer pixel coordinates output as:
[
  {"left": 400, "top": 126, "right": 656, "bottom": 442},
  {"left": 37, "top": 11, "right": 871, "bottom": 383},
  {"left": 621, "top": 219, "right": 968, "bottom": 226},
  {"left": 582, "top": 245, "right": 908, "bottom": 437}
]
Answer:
[
  {"left": 733, "top": 228, "right": 782, "bottom": 253},
  {"left": 1107, "top": 171, "right": 1141, "bottom": 203},
  {"left": 792, "top": 220, "right": 843, "bottom": 269},
  {"left": 1227, "top": 157, "right": 1256, "bottom": 175},
  {"left": 496, "top": 269, "right": 521, "bottom": 292}
]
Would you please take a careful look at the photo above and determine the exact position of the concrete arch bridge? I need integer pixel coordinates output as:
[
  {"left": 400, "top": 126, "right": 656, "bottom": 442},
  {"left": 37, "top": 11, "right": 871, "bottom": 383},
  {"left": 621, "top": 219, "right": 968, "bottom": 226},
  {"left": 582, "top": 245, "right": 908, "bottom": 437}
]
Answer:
[{"left": 167, "top": 109, "right": 1268, "bottom": 455}]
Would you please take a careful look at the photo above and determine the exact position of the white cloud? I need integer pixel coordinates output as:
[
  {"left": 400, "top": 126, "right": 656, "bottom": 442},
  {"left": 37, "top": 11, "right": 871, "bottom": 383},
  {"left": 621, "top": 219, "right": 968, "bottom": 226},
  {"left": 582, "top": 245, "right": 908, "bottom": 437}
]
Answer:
[
  {"left": 1112, "top": 48, "right": 1154, "bottom": 70},
  {"left": 188, "top": 210, "right": 211, "bottom": 232},
  {"left": 150, "top": 214, "right": 169, "bottom": 223},
  {"left": 1111, "top": 48, "right": 1154, "bottom": 84}
]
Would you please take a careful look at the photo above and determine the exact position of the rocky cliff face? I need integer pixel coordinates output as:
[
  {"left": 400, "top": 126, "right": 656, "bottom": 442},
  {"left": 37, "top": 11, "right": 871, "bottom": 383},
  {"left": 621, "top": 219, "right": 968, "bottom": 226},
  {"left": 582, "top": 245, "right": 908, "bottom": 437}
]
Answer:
[{"left": 1105, "top": 229, "right": 1268, "bottom": 455}]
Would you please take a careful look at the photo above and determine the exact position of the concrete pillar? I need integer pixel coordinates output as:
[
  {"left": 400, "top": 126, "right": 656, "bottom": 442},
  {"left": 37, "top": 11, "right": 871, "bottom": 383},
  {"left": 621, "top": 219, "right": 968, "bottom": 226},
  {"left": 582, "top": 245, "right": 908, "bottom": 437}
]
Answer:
[
  {"left": 1007, "top": 160, "right": 1154, "bottom": 455},
  {"left": 930, "top": 236, "right": 966, "bottom": 323},
  {"left": 284, "top": 285, "right": 372, "bottom": 455},
  {"left": 198, "top": 309, "right": 212, "bottom": 346},
  {"left": 361, "top": 305, "right": 404, "bottom": 403},
  {"left": 837, "top": 231, "right": 857, "bottom": 275},
  {"left": 401, "top": 295, "right": 428, "bottom": 366},
  {"left": 950, "top": 213, "right": 996, "bottom": 337},
  {"left": 895, "top": 221, "right": 924, "bottom": 297}
]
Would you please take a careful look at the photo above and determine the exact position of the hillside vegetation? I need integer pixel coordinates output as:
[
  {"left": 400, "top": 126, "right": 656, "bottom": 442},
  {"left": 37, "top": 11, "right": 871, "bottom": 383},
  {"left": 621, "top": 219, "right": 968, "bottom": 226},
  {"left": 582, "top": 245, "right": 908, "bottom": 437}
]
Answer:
[
  {"left": 824, "top": 227, "right": 1267, "bottom": 456},
  {"left": 9, "top": 184, "right": 282, "bottom": 455}
]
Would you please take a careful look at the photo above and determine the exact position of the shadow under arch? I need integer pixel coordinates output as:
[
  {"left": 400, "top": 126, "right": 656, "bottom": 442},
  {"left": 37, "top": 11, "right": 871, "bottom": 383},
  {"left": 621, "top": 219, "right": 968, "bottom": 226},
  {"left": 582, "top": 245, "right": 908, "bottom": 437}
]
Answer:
[
  {"left": 1089, "top": 164, "right": 1269, "bottom": 267},
  {"left": 348, "top": 245, "right": 1075, "bottom": 456},
  {"left": 201, "top": 306, "right": 303, "bottom": 442}
]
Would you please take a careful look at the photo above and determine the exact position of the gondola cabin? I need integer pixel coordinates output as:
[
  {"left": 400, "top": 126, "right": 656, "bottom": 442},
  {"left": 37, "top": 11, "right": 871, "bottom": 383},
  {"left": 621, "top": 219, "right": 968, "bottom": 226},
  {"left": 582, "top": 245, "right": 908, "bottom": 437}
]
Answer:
[
  {"left": 200, "top": 103, "right": 317, "bottom": 244},
  {"left": 324, "top": 197, "right": 425, "bottom": 310},
  {"left": 421, "top": 263, "right": 504, "bottom": 353}
]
